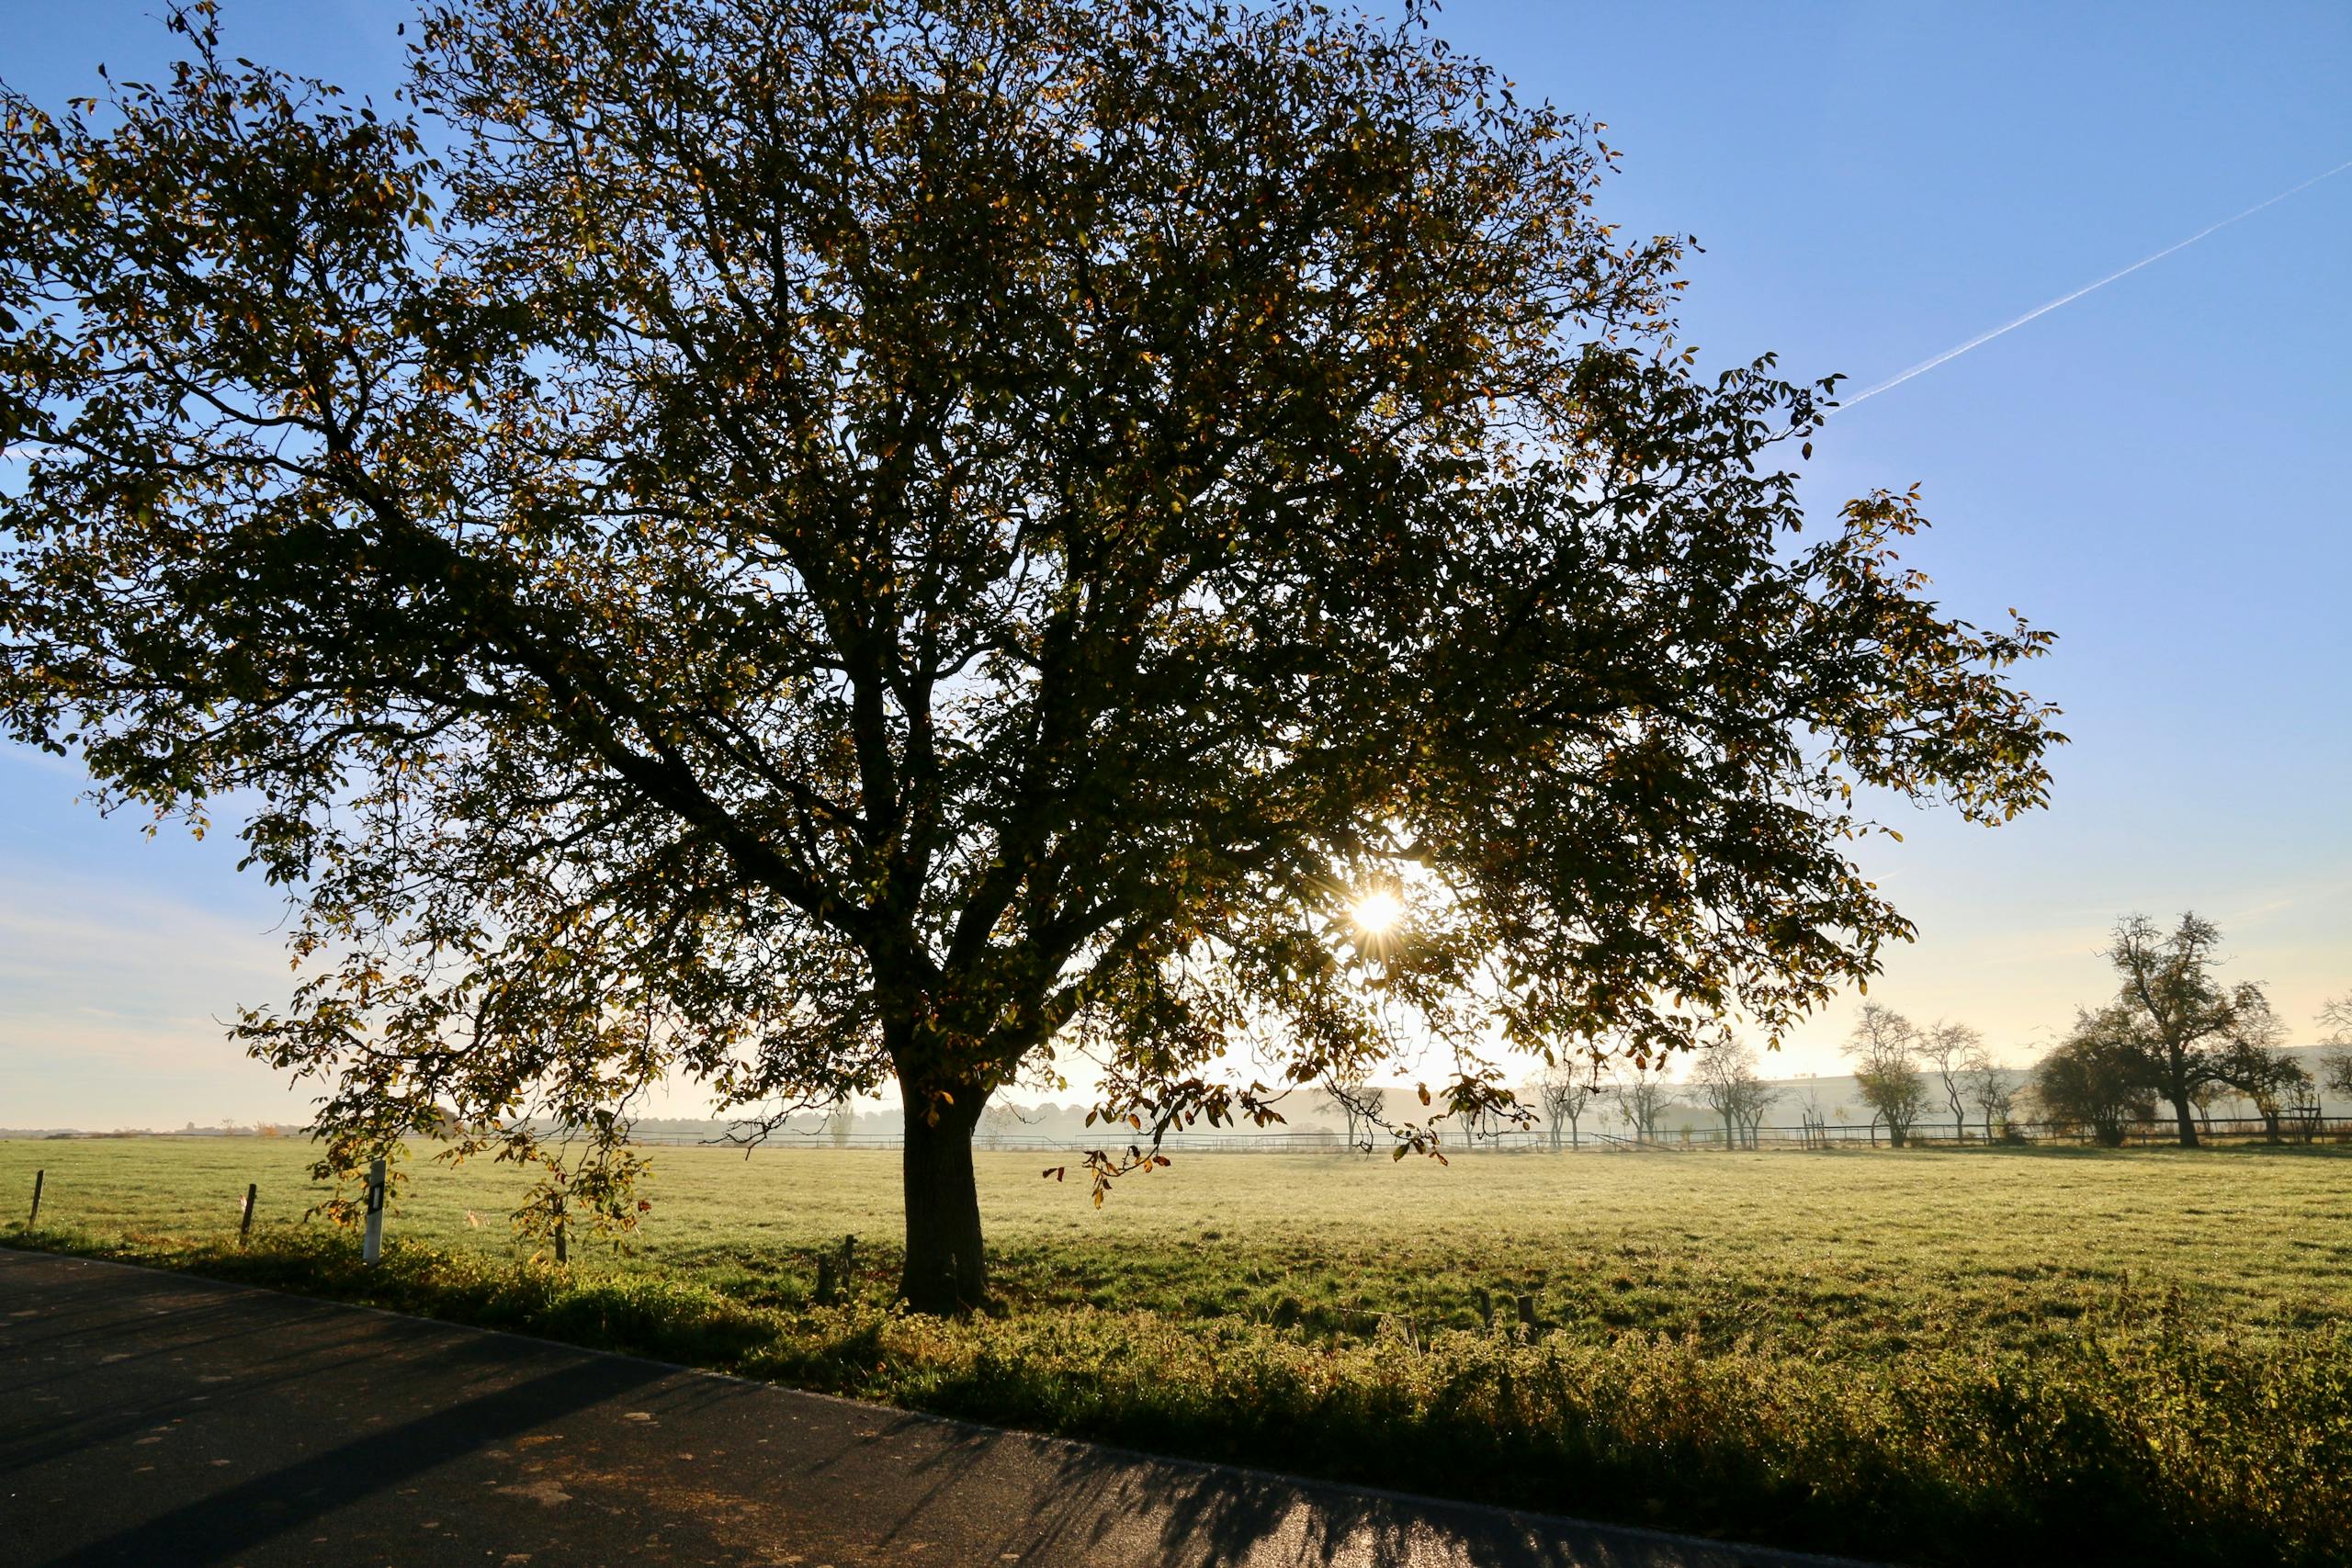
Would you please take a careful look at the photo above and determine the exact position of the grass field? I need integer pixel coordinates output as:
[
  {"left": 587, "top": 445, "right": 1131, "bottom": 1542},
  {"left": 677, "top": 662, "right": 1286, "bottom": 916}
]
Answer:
[{"left": 6, "top": 1138, "right": 2349, "bottom": 1565}]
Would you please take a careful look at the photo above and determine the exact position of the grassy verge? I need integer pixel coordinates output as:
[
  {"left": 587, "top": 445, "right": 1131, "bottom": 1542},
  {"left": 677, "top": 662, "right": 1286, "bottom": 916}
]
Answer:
[{"left": 6, "top": 1213, "right": 2346, "bottom": 1567}]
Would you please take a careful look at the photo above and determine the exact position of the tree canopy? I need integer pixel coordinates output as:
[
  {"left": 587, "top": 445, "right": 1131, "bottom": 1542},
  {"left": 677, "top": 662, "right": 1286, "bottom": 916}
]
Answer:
[
  {"left": 2033, "top": 1010, "right": 2156, "bottom": 1147},
  {"left": 1, "top": 0, "right": 2059, "bottom": 1309},
  {"left": 2096, "top": 914, "right": 2279, "bottom": 1147}
]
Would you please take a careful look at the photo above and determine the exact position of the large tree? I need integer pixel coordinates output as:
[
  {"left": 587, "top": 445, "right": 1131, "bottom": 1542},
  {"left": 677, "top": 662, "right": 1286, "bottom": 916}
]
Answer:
[
  {"left": 2099, "top": 914, "right": 2276, "bottom": 1148},
  {"left": 0, "top": 0, "right": 2059, "bottom": 1310}
]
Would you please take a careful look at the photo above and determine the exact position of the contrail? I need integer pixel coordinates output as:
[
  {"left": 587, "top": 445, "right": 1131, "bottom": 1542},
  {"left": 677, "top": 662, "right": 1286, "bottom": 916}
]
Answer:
[{"left": 1841, "top": 156, "right": 2352, "bottom": 410}]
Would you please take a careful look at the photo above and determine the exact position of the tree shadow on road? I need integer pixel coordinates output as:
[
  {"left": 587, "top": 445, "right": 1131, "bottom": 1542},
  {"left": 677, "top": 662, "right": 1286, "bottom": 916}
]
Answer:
[{"left": 883, "top": 1414, "right": 1845, "bottom": 1568}]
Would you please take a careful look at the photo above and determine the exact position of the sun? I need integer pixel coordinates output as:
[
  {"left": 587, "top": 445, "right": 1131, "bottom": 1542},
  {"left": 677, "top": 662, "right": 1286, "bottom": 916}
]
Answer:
[{"left": 1349, "top": 887, "right": 1405, "bottom": 937}]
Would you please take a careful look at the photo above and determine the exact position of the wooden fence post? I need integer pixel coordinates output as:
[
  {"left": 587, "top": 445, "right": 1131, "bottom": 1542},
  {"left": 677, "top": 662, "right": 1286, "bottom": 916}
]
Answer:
[
  {"left": 28, "top": 1169, "right": 42, "bottom": 1225},
  {"left": 239, "top": 1182, "right": 256, "bottom": 1243},
  {"left": 362, "top": 1157, "right": 387, "bottom": 1265}
]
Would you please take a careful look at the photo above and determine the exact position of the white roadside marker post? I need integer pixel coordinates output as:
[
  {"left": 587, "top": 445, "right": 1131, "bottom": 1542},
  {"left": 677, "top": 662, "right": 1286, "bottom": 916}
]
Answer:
[{"left": 363, "top": 1157, "right": 387, "bottom": 1265}]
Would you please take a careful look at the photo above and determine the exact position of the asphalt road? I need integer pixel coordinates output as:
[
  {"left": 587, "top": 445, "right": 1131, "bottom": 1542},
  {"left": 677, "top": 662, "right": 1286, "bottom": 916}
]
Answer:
[{"left": 0, "top": 1249, "right": 1862, "bottom": 1567}]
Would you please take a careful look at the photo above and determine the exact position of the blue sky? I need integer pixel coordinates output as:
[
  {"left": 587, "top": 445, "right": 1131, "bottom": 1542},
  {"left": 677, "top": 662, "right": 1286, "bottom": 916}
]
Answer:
[{"left": 4, "top": 2, "right": 2347, "bottom": 1126}]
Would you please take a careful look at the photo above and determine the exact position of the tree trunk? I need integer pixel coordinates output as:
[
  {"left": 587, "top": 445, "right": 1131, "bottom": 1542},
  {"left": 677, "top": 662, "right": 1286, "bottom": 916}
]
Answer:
[
  {"left": 899, "top": 1084, "right": 987, "bottom": 1314},
  {"left": 2169, "top": 1095, "right": 2200, "bottom": 1148}
]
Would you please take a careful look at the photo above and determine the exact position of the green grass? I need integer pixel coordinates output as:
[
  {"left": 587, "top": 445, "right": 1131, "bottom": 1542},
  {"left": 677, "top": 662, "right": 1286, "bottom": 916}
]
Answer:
[{"left": 6, "top": 1138, "right": 2348, "bottom": 1566}]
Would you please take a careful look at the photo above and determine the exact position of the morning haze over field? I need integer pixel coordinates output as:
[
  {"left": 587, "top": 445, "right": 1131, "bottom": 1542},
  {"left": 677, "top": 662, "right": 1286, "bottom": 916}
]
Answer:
[{"left": 4, "top": 5, "right": 2350, "bottom": 1566}]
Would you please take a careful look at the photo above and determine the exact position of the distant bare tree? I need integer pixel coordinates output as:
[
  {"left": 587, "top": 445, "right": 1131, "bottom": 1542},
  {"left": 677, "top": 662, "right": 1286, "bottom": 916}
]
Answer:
[
  {"left": 1535, "top": 1062, "right": 1598, "bottom": 1151},
  {"left": 1736, "top": 1080, "right": 1785, "bottom": 1148},
  {"left": 1608, "top": 1058, "right": 1677, "bottom": 1143},
  {"left": 1690, "top": 1040, "right": 1782, "bottom": 1148},
  {"left": 2287, "top": 1076, "right": 2325, "bottom": 1144},
  {"left": 1917, "top": 1021, "right": 1985, "bottom": 1142},
  {"left": 1843, "top": 1003, "right": 1929, "bottom": 1147},
  {"left": 2321, "top": 996, "right": 2352, "bottom": 1107},
  {"left": 1963, "top": 1053, "right": 2020, "bottom": 1141},
  {"left": 1691, "top": 1040, "right": 1755, "bottom": 1148},
  {"left": 977, "top": 1101, "right": 1034, "bottom": 1150},
  {"left": 1797, "top": 1085, "right": 1832, "bottom": 1148}
]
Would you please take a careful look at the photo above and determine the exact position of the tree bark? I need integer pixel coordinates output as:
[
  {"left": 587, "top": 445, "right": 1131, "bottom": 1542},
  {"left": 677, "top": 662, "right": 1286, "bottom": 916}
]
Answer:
[
  {"left": 899, "top": 1083, "right": 988, "bottom": 1314},
  {"left": 2168, "top": 1095, "right": 2200, "bottom": 1148}
]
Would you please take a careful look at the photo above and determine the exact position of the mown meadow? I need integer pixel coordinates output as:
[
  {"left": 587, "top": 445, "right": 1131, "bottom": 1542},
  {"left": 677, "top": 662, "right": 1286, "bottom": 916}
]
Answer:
[{"left": 6, "top": 1138, "right": 2348, "bottom": 1565}]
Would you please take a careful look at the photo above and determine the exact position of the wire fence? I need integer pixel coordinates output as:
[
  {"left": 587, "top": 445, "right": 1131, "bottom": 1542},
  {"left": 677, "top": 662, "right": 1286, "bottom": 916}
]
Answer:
[{"left": 620, "top": 1111, "right": 2352, "bottom": 1155}]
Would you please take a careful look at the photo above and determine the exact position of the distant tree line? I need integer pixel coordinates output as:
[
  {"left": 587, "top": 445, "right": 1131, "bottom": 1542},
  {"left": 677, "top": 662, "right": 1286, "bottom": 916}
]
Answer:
[
  {"left": 673, "top": 910, "right": 2350, "bottom": 1157},
  {"left": 1828, "top": 913, "right": 2346, "bottom": 1150},
  {"left": 1496, "top": 910, "right": 2346, "bottom": 1155}
]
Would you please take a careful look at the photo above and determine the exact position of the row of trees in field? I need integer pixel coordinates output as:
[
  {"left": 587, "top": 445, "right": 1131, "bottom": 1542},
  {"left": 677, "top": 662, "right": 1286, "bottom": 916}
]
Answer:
[
  {"left": 1534, "top": 912, "right": 2349, "bottom": 1152},
  {"left": 1519, "top": 1031, "right": 2012, "bottom": 1152}
]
